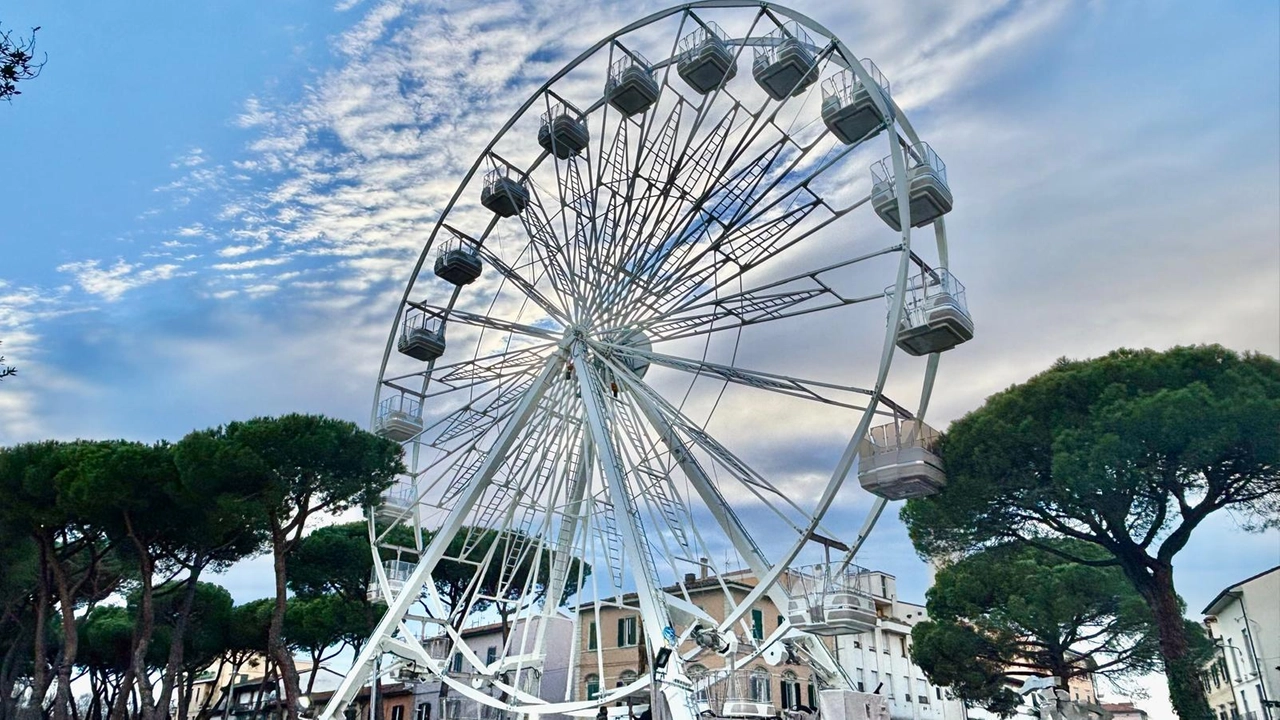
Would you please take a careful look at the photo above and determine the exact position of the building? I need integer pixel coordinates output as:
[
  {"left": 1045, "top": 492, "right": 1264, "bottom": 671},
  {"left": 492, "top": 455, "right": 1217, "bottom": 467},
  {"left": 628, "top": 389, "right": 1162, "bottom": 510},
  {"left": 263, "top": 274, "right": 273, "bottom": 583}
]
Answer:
[
  {"left": 308, "top": 683, "right": 418, "bottom": 720},
  {"left": 574, "top": 569, "right": 829, "bottom": 717},
  {"left": 1100, "top": 702, "right": 1148, "bottom": 720},
  {"left": 1202, "top": 566, "right": 1280, "bottom": 720},
  {"left": 573, "top": 568, "right": 965, "bottom": 720},
  {"left": 178, "top": 655, "right": 315, "bottom": 720},
  {"left": 415, "top": 615, "right": 575, "bottom": 720},
  {"left": 830, "top": 571, "right": 965, "bottom": 720}
]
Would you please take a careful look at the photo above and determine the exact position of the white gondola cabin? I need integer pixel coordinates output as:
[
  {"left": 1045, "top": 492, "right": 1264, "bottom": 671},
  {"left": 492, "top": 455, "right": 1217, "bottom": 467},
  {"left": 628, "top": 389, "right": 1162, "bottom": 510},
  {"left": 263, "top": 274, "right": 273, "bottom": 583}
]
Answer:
[
  {"left": 538, "top": 104, "right": 590, "bottom": 159},
  {"left": 398, "top": 310, "right": 446, "bottom": 362},
  {"left": 870, "top": 142, "right": 953, "bottom": 231},
  {"left": 480, "top": 168, "right": 529, "bottom": 217},
  {"left": 753, "top": 22, "right": 819, "bottom": 101},
  {"left": 367, "top": 559, "right": 415, "bottom": 602},
  {"left": 677, "top": 22, "right": 737, "bottom": 94},
  {"left": 605, "top": 52, "right": 659, "bottom": 117},
  {"left": 374, "top": 394, "right": 424, "bottom": 443},
  {"left": 890, "top": 269, "right": 973, "bottom": 356},
  {"left": 375, "top": 482, "right": 416, "bottom": 521},
  {"left": 821, "top": 60, "right": 892, "bottom": 145},
  {"left": 782, "top": 564, "right": 877, "bottom": 636},
  {"left": 434, "top": 238, "right": 483, "bottom": 286},
  {"left": 857, "top": 419, "right": 945, "bottom": 500}
]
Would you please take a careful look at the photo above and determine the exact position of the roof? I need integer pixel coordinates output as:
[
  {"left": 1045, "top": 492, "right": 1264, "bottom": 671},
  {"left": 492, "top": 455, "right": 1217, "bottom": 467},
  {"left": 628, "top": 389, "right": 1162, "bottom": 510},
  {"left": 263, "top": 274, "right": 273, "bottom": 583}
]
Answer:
[
  {"left": 1200, "top": 565, "right": 1280, "bottom": 616},
  {"left": 308, "top": 683, "right": 414, "bottom": 701},
  {"left": 1101, "top": 703, "right": 1145, "bottom": 715}
]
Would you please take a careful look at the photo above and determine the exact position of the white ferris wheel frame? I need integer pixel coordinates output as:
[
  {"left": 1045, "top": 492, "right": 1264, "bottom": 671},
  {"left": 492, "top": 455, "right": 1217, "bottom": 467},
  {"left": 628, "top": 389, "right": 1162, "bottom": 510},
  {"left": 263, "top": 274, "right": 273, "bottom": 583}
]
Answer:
[{"left": 325, "top": 2, "right": 952, "bottom": 719}]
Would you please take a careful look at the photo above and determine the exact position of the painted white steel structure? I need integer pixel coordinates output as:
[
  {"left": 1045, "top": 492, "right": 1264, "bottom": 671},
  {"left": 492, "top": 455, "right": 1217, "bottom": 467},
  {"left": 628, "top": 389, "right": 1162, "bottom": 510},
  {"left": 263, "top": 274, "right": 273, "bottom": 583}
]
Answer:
[{"left": 324, "top": 4, "right": 969, "bottom": 720}]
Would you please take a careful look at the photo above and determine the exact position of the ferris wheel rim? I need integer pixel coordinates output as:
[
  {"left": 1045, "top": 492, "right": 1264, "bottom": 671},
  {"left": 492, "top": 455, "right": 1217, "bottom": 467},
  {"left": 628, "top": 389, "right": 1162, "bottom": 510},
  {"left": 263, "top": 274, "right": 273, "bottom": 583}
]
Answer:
[
  {"left": 367, "top": 0, "right": 939, "bottom": 425},
  {"left": 349, "top": 4, "right": 957, "bottom": 718}
]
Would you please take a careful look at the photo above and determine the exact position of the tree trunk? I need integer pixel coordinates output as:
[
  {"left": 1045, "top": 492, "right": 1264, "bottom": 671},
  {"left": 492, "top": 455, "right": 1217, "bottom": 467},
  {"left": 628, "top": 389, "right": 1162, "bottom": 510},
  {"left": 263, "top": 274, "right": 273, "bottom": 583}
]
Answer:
[
  {"left": 47, "top": 547, "right": 81, "bottom": 720},
  {"left": 129, "top": 543, "right": 158, "bottom": 720},
  {"left": 30, "top": 542, "right": 54, "bottom": 719},
  {"left": 155, "top": 571, "right": 205, "bottom": 720},
  {"left": 268, "top": 530, "right": 301, "bottom": 720},
  {"left": 1134, "top": 561, "right": 1212, "bottom": 720}
]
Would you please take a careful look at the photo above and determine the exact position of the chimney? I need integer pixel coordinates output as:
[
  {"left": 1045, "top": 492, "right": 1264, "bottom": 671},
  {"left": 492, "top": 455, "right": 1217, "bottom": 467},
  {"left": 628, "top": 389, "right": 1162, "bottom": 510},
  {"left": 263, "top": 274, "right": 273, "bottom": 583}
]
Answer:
[
  {"left": 684, "top": 572, "right": 697, "bottom": 585},
  {"left": 699, "top": 557, "right": 709, "bottom": 580}
]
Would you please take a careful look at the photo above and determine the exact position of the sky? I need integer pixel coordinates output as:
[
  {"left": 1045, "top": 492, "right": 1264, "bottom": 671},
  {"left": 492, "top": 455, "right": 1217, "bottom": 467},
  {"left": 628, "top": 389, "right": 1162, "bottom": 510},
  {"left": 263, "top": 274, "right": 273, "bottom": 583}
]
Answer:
[{"left": 2, "top": 0, "right": 1279, "bottom": 714}]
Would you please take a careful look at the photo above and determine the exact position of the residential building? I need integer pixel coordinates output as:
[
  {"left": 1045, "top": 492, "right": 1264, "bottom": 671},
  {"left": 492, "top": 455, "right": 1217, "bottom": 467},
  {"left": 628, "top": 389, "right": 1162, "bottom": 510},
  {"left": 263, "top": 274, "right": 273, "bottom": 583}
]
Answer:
[
  {"left": 179, "top": 655, "right": 315, "bottom": 720},
  {"left": 830, "top": 571, "right": 965, "bottom": 720},
  {"left": 308, "top": 683, "right": 417, "bottom": 720},
  {"left": 1101, "top": 702, "right": 1148, "bottom": 720},
  {"left": 573, "top": 569, "right": 965, "bottom": 720},
  {"left": 415, "top": 615, "right": 575, "bottom": 720},
  {"left": 573, "top": 570, "right": 829, "bottom": 716},
  {"left": 1202, "top": 566, "right": 1280, "bottom": 720},
  {"left": 1205, "top": 615, "right": 1243, "bottom": 720}
]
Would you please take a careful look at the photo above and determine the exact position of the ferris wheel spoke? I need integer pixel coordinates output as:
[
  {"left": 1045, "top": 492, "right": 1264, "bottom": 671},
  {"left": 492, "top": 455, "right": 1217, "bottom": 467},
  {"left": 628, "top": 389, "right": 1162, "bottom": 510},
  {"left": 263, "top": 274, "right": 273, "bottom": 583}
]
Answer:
[
  {"left": 471, "top": 243, "right": 570, "bottom": 325},
  {"left": 573, "top": 347, "right": 681, "bottom": 651},
  {"left": 516, "top": 188, "right": 580, "bottom": 313},
  {"left": 632, "top": 242, "right": 902, "bottom": 343},
  {"left": 611, "top": 364, "right": 844, "bottom": 541},
  {"left": 594, "top": 339, "right": 902, "bottom": 413},
  {"left": 407, "top": 301, "right": 562, "bottom": 343}
]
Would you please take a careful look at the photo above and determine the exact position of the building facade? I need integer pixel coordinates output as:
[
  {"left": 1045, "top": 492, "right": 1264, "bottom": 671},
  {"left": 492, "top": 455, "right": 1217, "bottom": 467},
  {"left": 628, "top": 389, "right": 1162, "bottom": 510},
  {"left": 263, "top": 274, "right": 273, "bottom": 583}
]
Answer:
[
  {"left": 1202, "top": 566, "right": 1280, "bottom": 720},
  {"left": 572, "top": 569, "right": 966, "bottom": 720},
  {"left": 831, "top": 572, "right": 965, "bottom": 720}
]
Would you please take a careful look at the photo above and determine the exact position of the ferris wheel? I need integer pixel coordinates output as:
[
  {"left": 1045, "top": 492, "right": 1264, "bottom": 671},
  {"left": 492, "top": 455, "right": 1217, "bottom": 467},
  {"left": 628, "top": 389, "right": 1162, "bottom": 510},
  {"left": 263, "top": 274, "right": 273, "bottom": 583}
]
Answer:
[{"left": 323, "top": 3, "right": 973, "bottom": 720}]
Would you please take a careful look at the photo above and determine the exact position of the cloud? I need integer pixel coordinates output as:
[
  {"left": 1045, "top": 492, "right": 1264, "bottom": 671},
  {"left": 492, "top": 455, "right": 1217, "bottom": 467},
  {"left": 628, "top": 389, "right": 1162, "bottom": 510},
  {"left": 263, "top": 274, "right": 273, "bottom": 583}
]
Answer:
[{"left": 56, "top": 259, "right": 194, "bottom": 302}]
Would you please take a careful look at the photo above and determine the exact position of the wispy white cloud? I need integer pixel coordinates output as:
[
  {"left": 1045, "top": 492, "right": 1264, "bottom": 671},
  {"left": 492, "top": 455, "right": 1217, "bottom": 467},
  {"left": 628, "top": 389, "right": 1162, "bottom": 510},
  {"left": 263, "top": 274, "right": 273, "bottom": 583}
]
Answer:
[{"left": 56, "top": 259, "right": 194, "bottom": 302}]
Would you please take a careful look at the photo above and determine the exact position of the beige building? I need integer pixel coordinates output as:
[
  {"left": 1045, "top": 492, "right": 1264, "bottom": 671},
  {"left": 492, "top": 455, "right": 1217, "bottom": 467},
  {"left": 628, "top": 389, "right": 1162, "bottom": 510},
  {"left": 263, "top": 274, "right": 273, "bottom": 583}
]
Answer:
[
  {"left": 572, "top": 569, "right": 966, "bottom": 720},
  {"left": 574, "top": 570, "right": 828, "bottom": 714}
]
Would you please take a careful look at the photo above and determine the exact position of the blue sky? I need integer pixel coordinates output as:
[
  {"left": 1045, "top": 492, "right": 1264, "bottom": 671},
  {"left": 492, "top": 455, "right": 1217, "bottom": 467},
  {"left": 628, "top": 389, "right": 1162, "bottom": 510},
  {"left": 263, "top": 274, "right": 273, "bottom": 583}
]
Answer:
[{"left": 3, "top": 0, "right": 1278, "bottom": 712}]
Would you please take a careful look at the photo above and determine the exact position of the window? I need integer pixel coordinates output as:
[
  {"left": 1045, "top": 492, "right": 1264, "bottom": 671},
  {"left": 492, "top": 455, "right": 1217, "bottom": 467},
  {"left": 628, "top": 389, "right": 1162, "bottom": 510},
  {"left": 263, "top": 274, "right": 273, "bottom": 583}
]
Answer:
[
  {"left": 886, "top": 675, "right": 894, "bottom": 698},
  {"left": 617, "top": 616, "right": 638, "bottom": 647},
  {"left": 415, "top": 704, "right": 430, "bottom": 720},
  {"left": 780, "top": 672, "right": 801, "bottom": 709},
  {"left": 1243, "top": 630, "right": 1258, "bottom": 674},
  {"left": 585, "top": 674, "right": 600, "bottom": 700},
  {"left": 486, "top": 646, "right": 497, "bottom": 665},
  {"left": 936, "top": 688, "right": 941, "bottom": 701},
  {"left": 749, "top": 669, "right": 772, "bottom": 703},
  {"left": 619, "top": 670, "right": 638, "bottom": 689},
  {"left": 918, "top": 696, "right": 929, "bottom": 705},
  {"left": 899, "top": 637, "right": 908, "bottom": 657},
  {"left": 855, "top": 669, "right": 864, "bottom": 692},
  {"left": 392, "top": 706, "right": 405, "bottom": 720},
  {"left": 752, "top": 609, "right": 765, "bottom": 641},
  {"left": 853, "top": 639, "right": 861, "bottom": 649},
  {"left": 806, "top": 682, "right": 815, "bottom": 708},
  {"left": 588, "top": 622, "right": 598, "bottom": 651},
  {"left": 870, "top": 670, "right": 878, "bottom": 690},
  {"left": 880, "top": 576, "right": 889, "bottom": 598},
  {"left": 777, "top": 615, "right": 785, "bottom": 628},
  {"left": 450, "top": 653, "right": 464, "bottom": 674}
]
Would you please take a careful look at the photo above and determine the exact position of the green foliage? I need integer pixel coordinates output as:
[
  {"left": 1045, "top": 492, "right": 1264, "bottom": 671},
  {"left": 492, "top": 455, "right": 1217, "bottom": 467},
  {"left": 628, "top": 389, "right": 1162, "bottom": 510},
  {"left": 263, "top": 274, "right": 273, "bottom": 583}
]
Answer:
[
  {"left": 176, "top": 414, "right": 405, "bottom": 536},
  {"left": 911, "top": 540, "right": 1160, "bottom": 713},
  {"left": 1, "top": 23, "right": 44, "bottom": 101},
  {"left": 285, "top": 594, "right": 374, "bottom": 656},
  {"left": 902, "top": 345, "right": 1280, "bottom": 559},
  {"left": 139, "top": 582, "right": 234, "bottom": 671},
  {"left": 228, "top": 599, "right": 274, "bottom": 657},
  {"left": 77, "top": 606, "right": 134, "bottom": 675},
  {"left": 901, "top": 345, "right": 1280, "bottom": 719}
]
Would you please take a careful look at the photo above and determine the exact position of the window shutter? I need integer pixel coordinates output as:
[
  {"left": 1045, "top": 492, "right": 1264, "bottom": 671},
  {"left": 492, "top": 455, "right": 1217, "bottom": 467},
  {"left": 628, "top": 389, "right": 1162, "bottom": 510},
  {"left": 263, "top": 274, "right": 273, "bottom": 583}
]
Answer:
[{"left": 617, "top": 617, "right": 626, "bottom": 646}]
